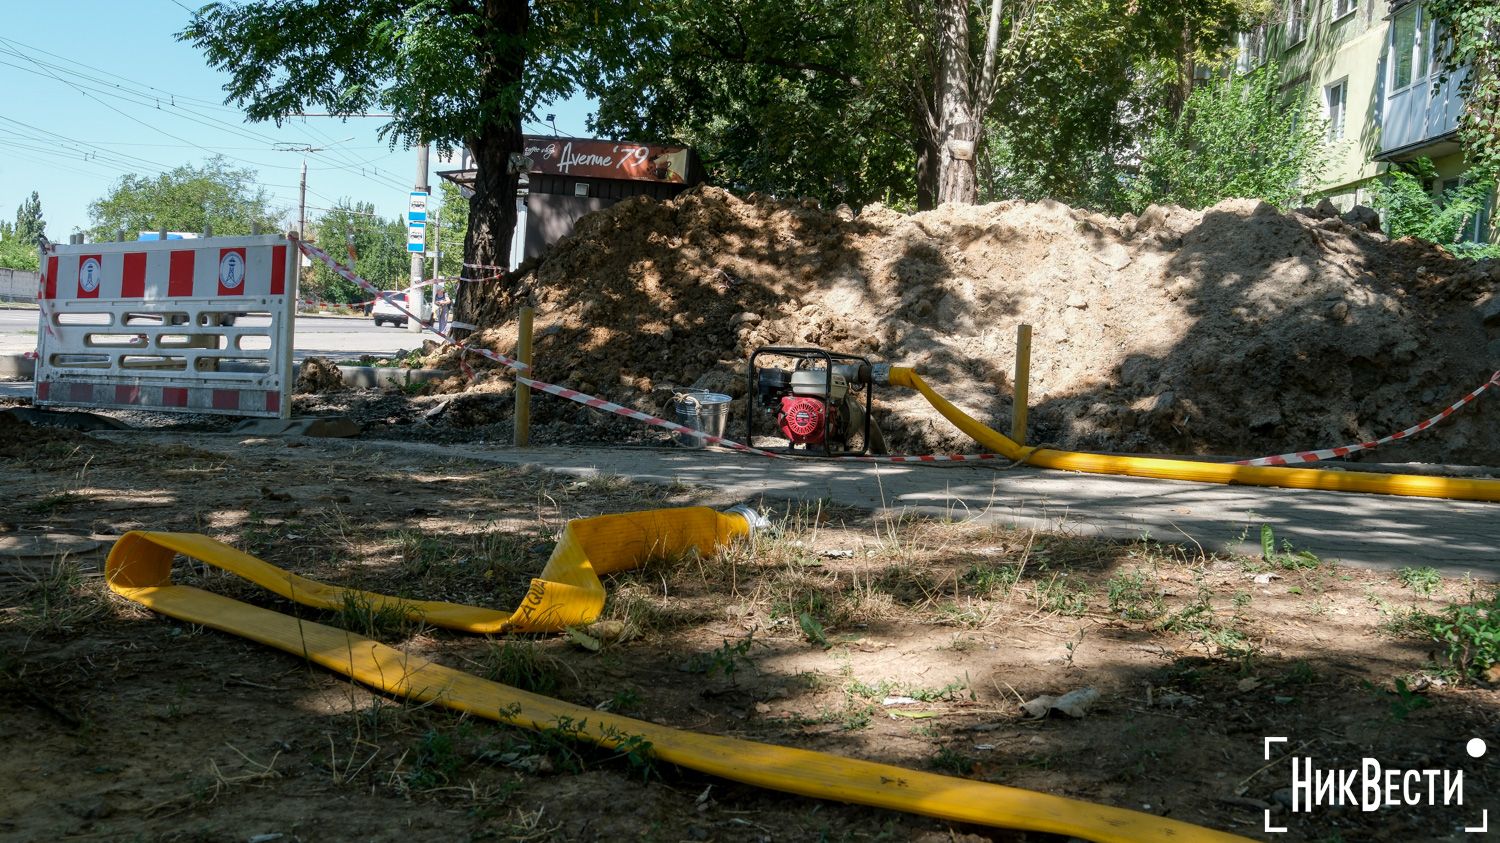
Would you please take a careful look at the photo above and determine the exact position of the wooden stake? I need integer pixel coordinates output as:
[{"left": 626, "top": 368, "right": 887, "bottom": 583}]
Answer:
[
  {"left": 514, "top": 306, "right": 534, "bottom": 447},
  {"left": 1012, "top": 324, "right": 1031, "bottom": 445}
]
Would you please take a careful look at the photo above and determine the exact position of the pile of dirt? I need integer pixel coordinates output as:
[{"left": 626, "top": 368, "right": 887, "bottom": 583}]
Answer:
[
  {"left": 450, "top": 187, "right": 1500, "bottom": 463},
  {"left": 295, "top": 356, "right": 345, "bottom": 394}
]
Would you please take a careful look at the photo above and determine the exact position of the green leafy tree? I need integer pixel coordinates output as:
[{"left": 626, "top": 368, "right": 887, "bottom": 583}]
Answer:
[
  {"left": 181, "top": 0, "right": 624, "bottom": 332},
  {"left": 87, "top": 157, "right": 283, "bottom": 239},
  {"left": 436, "top": 180, "right": 470, "bottom": 279},
  {"left": 15, "top": 191, "right": 45, "bottom": 244},
  {"left": 1127, "top": 63, "right": 1326, "bottom": 212},
  {"left": 0, "top": 237, "right": 39, "bottom": 271},
  {"left": 593, "top": 0, "right": 1252, "bottom": 210},
  {"left": 1370, "top": 158, "right": 1499, "bottom": 259},
  {"left": 306, "top": 201, "right": 410, "bottom": 304},
  {"left": 1427, "top": 0, "right": 1500, "bottom": 174}
]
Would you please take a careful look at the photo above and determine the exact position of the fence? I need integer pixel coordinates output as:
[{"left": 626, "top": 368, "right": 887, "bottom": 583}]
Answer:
[{"left": 0, "top": 267, "right": 39, "bottom": 303}]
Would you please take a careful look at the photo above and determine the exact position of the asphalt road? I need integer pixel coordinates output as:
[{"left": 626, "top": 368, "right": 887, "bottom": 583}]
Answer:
[{"left": 0, "top": 307, "right": 425, "bottom": 360}]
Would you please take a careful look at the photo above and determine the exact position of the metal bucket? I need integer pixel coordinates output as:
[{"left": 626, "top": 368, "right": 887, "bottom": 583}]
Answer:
[{"left": 672, "top": 389, "right": 731, "bottom": 448}]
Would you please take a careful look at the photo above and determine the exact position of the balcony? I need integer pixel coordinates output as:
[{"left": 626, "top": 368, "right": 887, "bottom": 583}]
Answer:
[{"left": 1379, "top": 65, "right": 1464, "bottom": 159}]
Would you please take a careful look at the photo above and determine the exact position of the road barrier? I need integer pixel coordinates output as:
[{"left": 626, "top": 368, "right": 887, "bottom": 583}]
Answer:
[{"left": 34, "top": 235, "right": 297, "bottom": 418}]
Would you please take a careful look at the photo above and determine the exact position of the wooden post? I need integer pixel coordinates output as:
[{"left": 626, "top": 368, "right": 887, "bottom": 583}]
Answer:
[
  {"left": 514, "top": 306, "right": 534, "bottom": 447},
  {"left": 1012, "top": 324, "right": 1031, "bottom": 444}
]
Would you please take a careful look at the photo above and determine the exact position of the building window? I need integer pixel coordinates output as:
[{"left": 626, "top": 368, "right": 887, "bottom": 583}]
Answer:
[
  {"left": 1325, "top": 80, "right": 1347, "bottom": 141},
  {"left": 1332, "top": 0, "right": 1357, "bottom": 20},
  {"left": 1441, "top": 178, "right": 1496, "bottom": 245},
  {"left": 1237, "top": 25, "right": 1268, "bottom": 72},
  {"left": 1390, "top": 3, "right": 1436, "bottom": 91},
  {"left": 1286, "top": 0, "right": 1310, "bottom": 46}
]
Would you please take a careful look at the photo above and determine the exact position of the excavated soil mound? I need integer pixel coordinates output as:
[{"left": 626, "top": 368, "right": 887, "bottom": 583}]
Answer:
[{"left": 449, "top": 187, "right": 1500, "bottom": 464}]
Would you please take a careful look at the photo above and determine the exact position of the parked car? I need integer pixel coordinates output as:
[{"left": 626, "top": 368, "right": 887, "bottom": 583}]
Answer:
[{"left": 372, "top": 291, "right": 409, "bottom": 328}]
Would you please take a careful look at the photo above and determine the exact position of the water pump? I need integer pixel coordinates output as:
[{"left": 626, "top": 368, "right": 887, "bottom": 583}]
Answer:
[{"left": 748, "top": 346, "right": 886, "bottom": 456}]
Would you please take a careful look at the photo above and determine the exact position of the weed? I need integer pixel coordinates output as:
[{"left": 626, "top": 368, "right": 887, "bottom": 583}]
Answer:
[
  {"left": 479, "top": 640, "right": 564, "bottom": 695},
  {"left": 333, "top": 592, "right": 421, "bottom": 639},
  {"left": 599, "top": 687, "right": 641, "bottom": 714},
  {"left": 1281, "top": 660, "right": 1317, "bottom": 685},
  {"left": 25, "top": 491, "right": 85, "bottom": 513},
  {"left": 1259, "top": 525, "right": 1321, "bottom": 570},
  {"left": 1106, "top": 569, "right": 1164, "bottom": 620},
  {"left": 19, "top": 558, "right": 109, "bottom": 633},
  {"left": 929, "top": 746, "right": 974, "bottom": 776},
  {"left": 961, "top": 562, "right": 1021, "bottom": 596},
  {"left": 1398, "top": 566, "right": 1442, "bottom": 597},
  {"left": 1417, "top": 592, "right": 1500, "bottom": 679},
  {"left": 681, "top": 632, "right": 756, "bottom": 681},
  {"left": 405, "top": 729, "right": 462, "bottom": 790},
  {"left": 799, "top": 612, "right": 830, "bottom": 647},
  {"left": 1364, "top": 677, "right": 1433, "bottom": 721},
  {"left": 1034, "top": 573, "right": 1091, "bottom": 616}
]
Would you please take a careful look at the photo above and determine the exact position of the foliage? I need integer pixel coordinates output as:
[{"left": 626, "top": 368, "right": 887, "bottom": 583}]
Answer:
[
  {"left": 592, "top": 0, "right": 1253, "bottom": 210},
  {"left": 1398, "top": 566, "right": 1443, "bottom": 597},
  {"left": 979, "top": 1, "right": 1250, "bottom": 211},
  {"left": 436, "top": 180, "right": 470, "bottom": 280},
  {"left": 1425, "top": 0, "right": 1500, "bottom": 174},
  {"left": 87, "top": 157, "right": 283, "bottom": 239},
  {"left": 1128, "top": 63, "right": 1326, "bottom": 211},
  {"left": 0, "top": 237, "right": 38, "bottom": 271},
  {"left": 588, "top": 0, "right": 917, "bottom": 208},
  {"left": 1419, "top": 591, "right": 1500, "bottom": 679},
  {"left": 1368, "top": 158, "right": 1499, "bottom": 259},
  {"left": 15, "top": 191, "right": 45, "bottom": 244},
  {"left": 306, "top": 200, "right": 409, "bottom": 304}
]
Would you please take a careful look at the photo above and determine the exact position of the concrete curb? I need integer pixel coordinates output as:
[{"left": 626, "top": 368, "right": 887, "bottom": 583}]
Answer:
[
  {"left": 333, "top": 365, "right": 453, "bottom": 389},
  {"left": 0, "top": 354, "right": 35, "bottom": 378}
]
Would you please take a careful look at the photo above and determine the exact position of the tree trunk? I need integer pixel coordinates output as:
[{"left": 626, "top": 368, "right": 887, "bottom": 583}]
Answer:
[
  {"left": 453, "top": 0, "right": 527, "bottom": 337},
  {"left": 915, "top": 138, "right": 937, "bottom": 210},
  {"left": 934, "top": 0, "right": 977, "bottom": 205}
]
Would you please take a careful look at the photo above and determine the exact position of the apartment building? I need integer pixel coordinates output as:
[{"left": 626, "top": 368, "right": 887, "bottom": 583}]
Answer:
[{"left": 1246, "top": 0, "right": 1491, "bottom": 243}]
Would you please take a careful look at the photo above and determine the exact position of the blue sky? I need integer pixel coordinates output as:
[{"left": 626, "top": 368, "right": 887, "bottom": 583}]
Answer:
[{"left": 0, "top": 1, "right": 595, "bottom": 238}]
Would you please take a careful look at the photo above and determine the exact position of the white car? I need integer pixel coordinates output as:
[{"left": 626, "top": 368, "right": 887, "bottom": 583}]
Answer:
[{"left": 371, "top": 291, "right": 410, "bottom": 328}]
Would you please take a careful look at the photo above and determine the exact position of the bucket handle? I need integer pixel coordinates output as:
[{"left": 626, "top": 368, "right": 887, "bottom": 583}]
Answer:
[{"left": 673, "top": 391, "right": 703, "bottom": 412}]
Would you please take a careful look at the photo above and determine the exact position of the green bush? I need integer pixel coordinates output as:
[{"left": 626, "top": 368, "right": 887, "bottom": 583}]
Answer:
[{"left": 1369, "top": 158, "right": 1499, "bottom": 259}]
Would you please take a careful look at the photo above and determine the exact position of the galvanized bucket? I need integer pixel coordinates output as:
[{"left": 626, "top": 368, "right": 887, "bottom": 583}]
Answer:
[{"left": 671, "top": 389, "right": 732, "bottom": 448}]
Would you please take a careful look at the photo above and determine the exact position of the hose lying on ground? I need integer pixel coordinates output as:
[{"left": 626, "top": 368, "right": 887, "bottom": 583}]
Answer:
[
  {"left": 105, "top": 507, "right": 1251, "bottom": 843},
  {"left": 888, "top": 366, "right": 1500, "bottom": 503}
]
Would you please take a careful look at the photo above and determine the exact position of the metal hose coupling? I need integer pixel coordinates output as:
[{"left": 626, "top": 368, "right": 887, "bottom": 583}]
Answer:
[
  {"left": 723, "top": 503, "right": 771, "bottom": 534},
  {"left": 870, "top": 362, "right": 893, "bottom": 387}
]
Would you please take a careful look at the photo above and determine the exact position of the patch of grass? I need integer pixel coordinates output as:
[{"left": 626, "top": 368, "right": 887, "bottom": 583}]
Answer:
[
  {"left": 1034, "top": 572, "right": 1091, "bottom": 616},
  {"left": 333, "top": 592, "right": 422, "bottom": 639},
  {"left": 405, "top": 728, "right": 462, "bottom": 790},
  {"left": 25, "top": 491, "right": 85, "bottom": 513},
  {"left": 1106, "top": 569, "right": 1164, "bottom": 620},
  {"left": 479, "top": 640, "right": 565, "bottom": 695},
  {"left": 19, "top": 558, "right": 110, "bottom": 633},
  {"left": 1398, "top": 566, "right": 1442, "bottom": 597},
  {"left": 961, "top": 561, "right": 1021, "bottom": 596},
  {"left": 929, "top": 745, "right": 975, "bottom": 776}
]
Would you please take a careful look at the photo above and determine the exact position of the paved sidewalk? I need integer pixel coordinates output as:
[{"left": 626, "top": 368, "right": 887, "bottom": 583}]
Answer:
[{"left": 341, "top": 441, "right": 1500, "bottom": 577}]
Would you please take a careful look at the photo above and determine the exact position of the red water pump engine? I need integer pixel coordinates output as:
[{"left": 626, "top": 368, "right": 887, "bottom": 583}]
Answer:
[{"left": 748, "top": 346, "right": 884, "bottom": 457}]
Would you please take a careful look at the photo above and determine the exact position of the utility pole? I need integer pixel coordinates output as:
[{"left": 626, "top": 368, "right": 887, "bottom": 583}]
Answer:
[
  {"left": 298, "top": 159, "right": 307, "bottom": 240},
  {"left": 407, "top": 142, "right": 429, "bottom": 334}
]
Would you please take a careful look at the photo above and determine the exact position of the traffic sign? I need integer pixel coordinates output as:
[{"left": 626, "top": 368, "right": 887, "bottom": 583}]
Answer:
[
  {"left": 408, "top": 191, "right": 429, "bottom": 223},
  {"left": 407, "top": 221, "right": 426, "bottom": 253}
]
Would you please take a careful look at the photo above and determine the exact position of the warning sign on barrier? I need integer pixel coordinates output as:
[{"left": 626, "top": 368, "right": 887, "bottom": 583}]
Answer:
[{"left": 34, "top": 235, "right": 298, "bottom": 418}]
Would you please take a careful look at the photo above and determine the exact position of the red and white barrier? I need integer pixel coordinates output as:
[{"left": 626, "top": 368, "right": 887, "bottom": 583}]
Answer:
[
  {"left": 1235, "top": 370, "right": 1500, "bottom": 466},
  {"left": 34, "top": 235, "right": 298, "bottom": 419}
]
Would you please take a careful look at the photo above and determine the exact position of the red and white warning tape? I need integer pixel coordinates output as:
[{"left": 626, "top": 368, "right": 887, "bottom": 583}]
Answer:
[
  {"left": 1235, "top": 370, "right": 1500, "bottom": 466},
  {"left": 844, "top": 453, "right": 1002, "bottom": 463},
  {"left": 296, "top": 239, "right": 527, "bottom": 372}
]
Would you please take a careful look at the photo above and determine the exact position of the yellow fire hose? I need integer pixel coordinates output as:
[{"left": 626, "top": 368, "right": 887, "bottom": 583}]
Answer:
[
  {"left": 889, "top": 366, "right": 1500, "bottom": 503},
  {"left": 106, "top": 507, "right": 1250, "bottom": 842}
]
